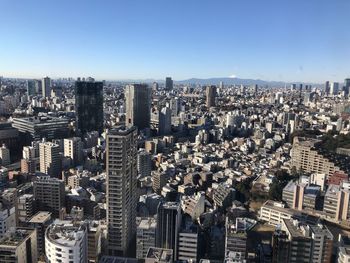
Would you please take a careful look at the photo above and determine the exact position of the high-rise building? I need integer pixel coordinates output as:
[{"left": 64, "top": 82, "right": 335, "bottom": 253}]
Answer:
[
  {"left": 87, "top": 221, "right": 101, "bottom": 263},
  {"left": 330, "top": 82, "right": 339, "bottom": 96},
  {"left": 64, "top": 137, "right": 83, "bottom": 166},
  {"left": 0, "top": 202, "right": 16, "bottom": 239},
  {"left": 33, "top": 176, "right": 65, "bottom": 218},
  {"left": 125, "top": 84, "right": 151, "bottom": 131},
  {"left": 17, "top": 194, "right": 34, "bottom": 224},
  {"left": 75, "top": 79, "right": 104, "bottom": 134},
  {"left": 0, "top": 167, "right": 9, "bottom": 190},
  {"left": 28, "top": 211, "right": 52, "bottom": 258},
  {"left": 324, "top": 184, "right": 350, "bottom": 221},
  {"left": 159, "top": 107, "right": 172, "bottom": 135},
  {"left": 39, "top": 141, "right": 61, "bottom": 177},
  {"left": 0, "top": 227, "right": 38, "bottom": 263},
  {"left": 26, "top": 80, "right": 36, "bottom": 96},
  {"left": 206, "top": 85, "right": 216, "bottom": 108},
  {"left": 0, "top": 144, "right": 10, "bottom": 166},
  {"left": 106, "top": 126, "right": 138, "bottom": 256},
  {"left": 178, "top": 222, "right": 199, "bottom": 263},
  {"left": 325, "top": 81, "right": 330, "bottom": 95},
  {"left": 137, "top": 149, "right": 152, "bottom": 178},
  {"left": 156, "top": 202, "right": 182, "bottom": 259},
  {"left": 152, "top": 171, "right": 167, "bottom": 194},
  {"left": 42, "top": 76, "right": 51, "bottom": 98},
  {"left": 165, "top": 77, "right": 173, "bottom": 90},
  {"left": 45, "top": 220, "right": 88, "bottom": 263},
  {"left": 136, "top": 217, "right": 157, "bottom": 259}
]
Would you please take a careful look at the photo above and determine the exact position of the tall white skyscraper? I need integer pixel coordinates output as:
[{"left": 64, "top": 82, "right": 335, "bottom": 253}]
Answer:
[
  {"left": 42, "top": 76, "right": 51, "bottom": 98},
  {"left": 39, "top": 141, "right": 61, "bottom": 177},
  {"left": 0, "top": 144, "right": 10, "bottom": 166},
  {"left": 106, "top": 126, "right": 138, "bottom": 256}
]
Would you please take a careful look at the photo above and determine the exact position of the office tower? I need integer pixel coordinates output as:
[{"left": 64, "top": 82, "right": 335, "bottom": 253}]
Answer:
[
  {"left": 0, "top": 167, "right": 8, "bottom": 190},
  {"left": 39, "top": 141, "right": 61, "bottom": 177},
  {"left": 136, "top": 217, "right": 157, "bottom": 259},
  {"left": 87, "top": 221, "right": 101, "bottom": 263},
  {"left": 156, "top": 202, "right": 182, "bottom": 259},
  {"left": 165, "top": 77, "right": 173, "bottom": 90},
  {"left": 21, "top": 158, "right": 36, "bottom": 174},
  {"left": 75, "top": 79, "right": 104, "bottom": 135},
  {"left": 272, "top": 229, "right": 290, "bottom": 263},
  {"left": 309, "top": 224, "right": 333, "bottom": 263},
  {"left": 291, "top": 137, "right": 348, "bottom": 176},
  {"left": 17, "top": 194, "right": 34, "bottom": 224},
  {"left": 0, "top": 202, "right": 16, "bottom": 238},
  {"left": 206, "top": 85, "right": 217, "bottom": 108},
  {"left": 0, "top": 143, "right": 10, "bottom": 166},
  {"left": 45, "top": 220, "right": 88, "bottom": 263},
  {"left": 137, "top": 149, "right": 152, "bottom": 178},
  {"left": 106, "top": 126, "right": 138, "bottom": 256},
  {"left": 152, "top": 82, "right": 159, "bottom": 91},
  {"left": 28, "top": 212, "right": 52, "bottom": 257},
  {"left": 64, "top": 137, "right": 83, "bottom": 166},
  {"left": 344, "top": 78, "right": 350, "bottom": 97},
  {"left": 125, "top": 84, "right": 151, "bottom": 130},
  {"left": 152, "top": 171, "right": 167, "bottom": 194},
  {"left": 330, "top": 82, "right": 339, "bottom": 95},
  {"left": 42, "top": 76, "right": 51, "bottom": 98},
  {"left": 159, "top": 107, "right": 172, "bottom": 135},
  {"left": 324, "top": 184, "right": 350, "bottom": 221},
  {"left": 26, "top": 80, "right": 36, "bottom": 96},
  {"left": 169, "top": 97, "right": 180, "bottom": 117},
  {"left": 324, "top": 81, "right": 330, "bottom": 95},
  {"left": 0, "top": 228, "right": 38, "bottom": 263},
  {"left": 33, "top": 176, "right": 65, "bottom": 218},
  {"left": 2, "top": 188, "right": 18, "bottom": 226},
  {"left": 178, "top": 222, "right": 199, "bottom": 262},
  {"left": 12, "top": 116, "right": 69, "bottom": 142}
]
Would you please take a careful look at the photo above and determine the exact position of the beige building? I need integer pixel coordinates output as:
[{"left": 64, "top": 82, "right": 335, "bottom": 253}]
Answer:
[
  {"left": 0, "top": 228, "right": 37, "bottom": 263},
  {"left": 63, "top": 137, "right": 83, "bottom": 166},
  {"left": 291, "top": 137, "right": 347, "bottom": 176},
  {"left": 136, "top": 217, "right": 157, "bottom": 259},
  {"left": 259, "top": 200, "right": 295, "bottom": 226},
  {"left": 39, "top": 141, "right": 61, "bottom": 177},
  {"left": 106, "top": 126, "right": 138, "bottom": 256},
  {"left": 324, "top": 184, "right": 350, "bottom": 221}
]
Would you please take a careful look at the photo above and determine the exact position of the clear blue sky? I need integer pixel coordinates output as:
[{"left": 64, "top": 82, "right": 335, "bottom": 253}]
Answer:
[{"left": 0, "top": 0, "right": 349, "bottom": 82}]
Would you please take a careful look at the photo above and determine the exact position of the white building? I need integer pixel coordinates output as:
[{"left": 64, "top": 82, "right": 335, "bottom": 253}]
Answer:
[
  {"left": 259, "top": 200, "right": 294, "bottom": 226},
  {"left": 45, "top": 220, "right": 88, "bottom": 263},
  {"left": 64, "top": 137, "right": 83, "bottom": 166},
  {"left": 136, "top": 217, "right": 157, "bottom": 259},
  {"left": 0, "top": 144, "right": 10, "bottom": 166},
  {"left": 39, "top": 141, "right": 61, "bottom": 177}
]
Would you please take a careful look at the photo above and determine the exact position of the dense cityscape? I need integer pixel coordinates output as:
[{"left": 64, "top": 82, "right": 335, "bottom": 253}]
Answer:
[{"left": 0, "top": 76, "right": 349, "bottom": 263}]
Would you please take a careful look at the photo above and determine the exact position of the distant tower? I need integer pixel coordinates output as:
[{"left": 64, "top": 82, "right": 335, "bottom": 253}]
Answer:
[
  {"left": 125, "top": 84, "right": 151, "bottom": 130},
  {"left": 330, "top": 82, "right": 339, "bottom": 96},
  {"left": 165, "top": 77, "right": 173, "bottom": 90},
  {"left": 42, "top": 76, "right": 51, "bottom": 98},
  {"left": 106, "top": 126, "right": 138, "bottom": 256},
  {"left": 75, "top": 79, "right": 104, "bottom": 134},
  {"left": 206, "top": 85, "right": 217, "bottom": 108},
  {"left": 159, "top": 107, "right": 172, "bottom": 135},
  {"left": 39, "top": 142, "right": 61, "bottom": 177},
  {"left": 325, "top": 81, "right": 330, "bottom": 95},
  {"left": 156, "top": 202, "right": 182, "bottom": 259},
  {"left": 344, "top": 78, "right": 350, "bottom": 96},
  {"left": 27, "top": 80, "right": 36, "bottom": 96}
]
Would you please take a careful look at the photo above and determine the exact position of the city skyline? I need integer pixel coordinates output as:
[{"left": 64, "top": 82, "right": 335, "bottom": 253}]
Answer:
[{"left": 1, "top": 0, "right": 349, "bottom": 82}]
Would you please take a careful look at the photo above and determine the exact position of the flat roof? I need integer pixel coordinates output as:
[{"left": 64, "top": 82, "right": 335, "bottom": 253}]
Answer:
[{"left": 29, "top": 211, "right": 51, "bottom": 223}]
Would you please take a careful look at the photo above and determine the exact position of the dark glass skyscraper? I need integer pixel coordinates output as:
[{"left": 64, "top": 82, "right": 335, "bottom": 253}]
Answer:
[
  {"left": 165, "top": 77, "right": 173, "bottom": 90},
  {"left": 75, "top": 79, "right": 103, "bottom": 135},
  {"left": 156, "top": 202, "right": 182, "bottom": 259}
]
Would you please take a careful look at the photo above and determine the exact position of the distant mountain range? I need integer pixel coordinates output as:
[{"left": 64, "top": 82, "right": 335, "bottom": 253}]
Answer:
[
  {"left": 175, "top": 77, "right": 317, "bottom": 86},
  {"left": 119, "top": 77, "right": 319, "bottom": 87}
]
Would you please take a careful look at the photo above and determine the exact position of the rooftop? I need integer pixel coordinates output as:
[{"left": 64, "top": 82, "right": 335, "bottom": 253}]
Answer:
[
  {"left": 146, "top": 247, "right": 173, "bottom": 263},
  {"left": 29, "top": 211, "right": 51, "bottom": 223},
  {"left": 0, "top": 228, "right": 34, "bottom": 247},
  {"left": 46, "top": 220, "right": 86, "bottom": 247}
]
